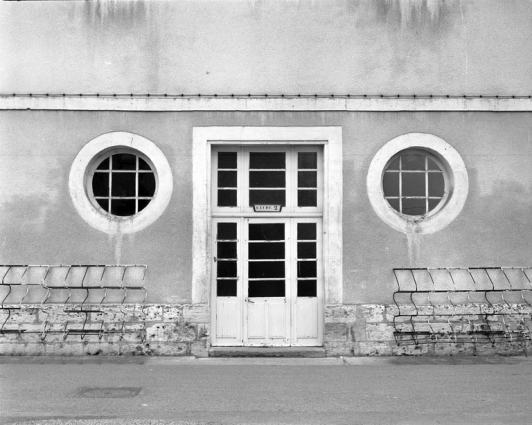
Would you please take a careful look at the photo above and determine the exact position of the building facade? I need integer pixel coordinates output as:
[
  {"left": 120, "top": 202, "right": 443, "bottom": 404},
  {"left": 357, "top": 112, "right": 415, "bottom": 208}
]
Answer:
[{"left": 1, "top": 0, "right": 531, "bottom": 356}]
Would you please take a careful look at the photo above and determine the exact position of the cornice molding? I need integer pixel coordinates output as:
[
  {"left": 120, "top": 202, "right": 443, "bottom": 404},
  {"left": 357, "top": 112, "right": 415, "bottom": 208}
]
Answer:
[{"left": 1, "top": 94, "right": 532, "bottom": 111}]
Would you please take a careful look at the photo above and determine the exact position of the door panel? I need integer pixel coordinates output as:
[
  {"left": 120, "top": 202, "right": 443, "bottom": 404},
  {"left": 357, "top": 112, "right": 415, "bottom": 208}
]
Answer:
[
  {"left": 268, "top": 301, "right": 288, "bottom": 339},
  {"left": 244, "top": 219, "right": 290, "bottom": 345},
  {"left": 213, "top": 219, "right": 242, "bottom": 345},
  {"left": 291, "top": 220, "right": 321, "bottom": 345},
  {"left": 295, "top": 298, "right": 318, "bottom": 339},
  {"left": 247, "top": 301, "right": 266, "bottom": 338},
  {"left": 216, "top": 298, "right": 240, "bottom": 339}
]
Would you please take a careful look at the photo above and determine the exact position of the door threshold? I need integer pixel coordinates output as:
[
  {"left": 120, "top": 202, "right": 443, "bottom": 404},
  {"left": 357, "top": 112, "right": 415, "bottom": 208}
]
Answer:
[{"left": 209, "top": 346, "right": 326, "bottom": 358}]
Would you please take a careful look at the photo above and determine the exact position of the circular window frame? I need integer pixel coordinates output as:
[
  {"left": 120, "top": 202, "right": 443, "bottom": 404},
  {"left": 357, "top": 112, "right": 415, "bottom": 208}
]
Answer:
[
  {"left": 69, "top": 132, "right": 173, "bottom": 234},
  {"left": 382, "top": 148, "right": 450, "bottom": 218},
  {"left": 86, "top": 147, "right": 158, "bottom": 218},
  {"left": 367, "top": 133, "right": 468, "bottom": 234}
]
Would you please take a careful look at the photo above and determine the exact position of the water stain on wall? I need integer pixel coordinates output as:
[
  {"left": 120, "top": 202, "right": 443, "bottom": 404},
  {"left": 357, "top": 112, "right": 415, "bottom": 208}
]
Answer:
[
  {"left": 348, "top": 0, "right": 458, "bottom": 28},
  {"left": 405, "top": 219, "right": 422, "bottom": 266}
]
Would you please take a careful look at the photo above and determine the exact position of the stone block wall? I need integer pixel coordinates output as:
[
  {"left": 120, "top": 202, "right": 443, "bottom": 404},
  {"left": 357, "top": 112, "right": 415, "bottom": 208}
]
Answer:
[
  {"left": 1, "top": 303, "right": 530, "bottom": 356},
  {"left": 324, "top": 304, "right": 532, "bottom": 357},
  {"left": 0, "top": 304, "right": 210, "bottom": 357}
]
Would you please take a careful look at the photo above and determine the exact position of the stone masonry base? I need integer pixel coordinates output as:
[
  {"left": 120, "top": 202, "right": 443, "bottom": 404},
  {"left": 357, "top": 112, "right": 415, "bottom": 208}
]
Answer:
[{"left": 0, "top": 303, "right": 529, "bottom": 356}]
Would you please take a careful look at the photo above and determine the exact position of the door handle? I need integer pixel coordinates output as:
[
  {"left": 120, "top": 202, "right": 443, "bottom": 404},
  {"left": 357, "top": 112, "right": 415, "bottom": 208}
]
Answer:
[{"left": 246, "top": 298, "right": 255, "bottom": 303}]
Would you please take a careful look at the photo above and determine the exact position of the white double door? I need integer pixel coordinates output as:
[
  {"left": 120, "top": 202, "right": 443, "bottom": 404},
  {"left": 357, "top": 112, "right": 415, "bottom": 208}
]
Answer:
[{"left": 213, "top": 217, "right": 322, "bottom": 346}]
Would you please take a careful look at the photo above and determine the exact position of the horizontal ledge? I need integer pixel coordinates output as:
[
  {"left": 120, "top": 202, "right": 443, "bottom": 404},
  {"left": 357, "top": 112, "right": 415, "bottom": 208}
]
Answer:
[
  {"left": 1, "top": 95, "right": 532, "bottom": 111},
  {"left": 209, "top": 346, "right": 327, "bottom": 357}
]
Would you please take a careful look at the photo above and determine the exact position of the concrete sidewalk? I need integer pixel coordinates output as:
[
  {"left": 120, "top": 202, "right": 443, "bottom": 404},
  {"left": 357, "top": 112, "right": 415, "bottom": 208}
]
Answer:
[
  {"left": 1, "top": 356, "right": 532, "bottom": 425},
  {"left": 1, "top": 354, "right": 532, "bottom": 366}
]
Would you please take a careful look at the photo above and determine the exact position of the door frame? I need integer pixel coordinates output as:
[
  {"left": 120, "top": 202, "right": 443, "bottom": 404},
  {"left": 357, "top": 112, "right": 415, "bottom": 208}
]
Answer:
[{"left": 192, "top": 127, "right": 343, "bottom": 346}]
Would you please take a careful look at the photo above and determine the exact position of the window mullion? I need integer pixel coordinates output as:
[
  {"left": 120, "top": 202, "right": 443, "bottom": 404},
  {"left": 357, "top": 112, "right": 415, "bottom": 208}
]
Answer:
[
  {"left": 425, "top": 156, "right": 429, "bottom": 215},
  {"left": 135, "top": 156, "right": 139, "bottom": 214},
  {"left": 398, "top": 155, "right": 403, "bottom": 213},
  {"left": 288, "top": 147, "right": 294, "bottom": 212},
  {"left": 109, "top": 154, "right": 113, "bottom": 213},
  {"left": 240, "top": 146, "right": 245, "bottom": 212}
]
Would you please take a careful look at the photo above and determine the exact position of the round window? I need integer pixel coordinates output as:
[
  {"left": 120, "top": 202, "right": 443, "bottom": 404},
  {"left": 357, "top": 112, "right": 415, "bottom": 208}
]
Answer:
[
  {"left": 367, "top": 133, "right": 468, "bottom": 235},
  {"left": 69, "top": 132, "right": 173, "bottom": 234},
  {"left": 89, "top": 150, "right": 157, "bottom": 217},
  {"left": 382, "top": 150, "right": 448, "bottom": 217}
]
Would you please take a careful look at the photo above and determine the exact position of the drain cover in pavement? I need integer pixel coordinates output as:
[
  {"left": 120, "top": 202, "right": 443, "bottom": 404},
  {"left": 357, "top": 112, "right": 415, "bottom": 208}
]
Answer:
[{"left": 76, "top": 387, "right": 142, "bottom": 398}]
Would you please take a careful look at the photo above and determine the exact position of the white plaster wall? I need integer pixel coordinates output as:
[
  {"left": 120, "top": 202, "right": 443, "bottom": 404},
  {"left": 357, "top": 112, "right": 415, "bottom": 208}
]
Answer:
[{"left": 1, "top": 0, "right": 531, "bottom": 95}]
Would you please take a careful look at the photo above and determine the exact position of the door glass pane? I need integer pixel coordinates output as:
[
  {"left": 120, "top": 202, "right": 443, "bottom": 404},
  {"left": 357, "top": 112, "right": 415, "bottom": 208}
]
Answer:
[
  {"left": 218, "top": 152, "right": 237, "bottom": 207},
  {"left": 297, "top": 223, "right": 316, "bottom": 240},
  {"left": 298, "top": 280, "right": 317, "bottom": 297},
  {"left": 249, "top": 171, "right": 285, "bottom": 188},
  {"left": 297, "top": 261, "right": 317, "bottom": 278},
  {"left": 216, "top": 222, "right": 238, "bottom": 297},
  {"left": 249, "top": 223, "right": 284, "bottom": 241},
  {"left": 249, "top": 242, "right": 285, "bottom": 259},
  {"left": 248, "top": 222, "right": 285, "bottom": 297},
  {"left": 297, "top": 242, "right": 316, "bottom": 259},
  {"left": 217, "top": 242, "right": 237, "bottom": 259},
  {"left": 249, "top": 154, "right": 286, "bottom": 207},
  {"left": 298, "top": 190, "right": 317, "bottom": 207},
  {"left": 249, "top": 152, "right": 285, "bottom": 169},
  {"left": 298, "top": 171, "right": 317, "bottom": 188},
  {"left": 218, "top": 222, "right": 237, "bottom": 240},
  {"left": 298, "top": 152, "right": 317, "bottom": 169},
  {"left": 248, "top": 280, "right": 285, "bottom": 297},
  {"left": 218, "top": 152, "right": 237, "bottom": 169},
  {"left": 218, "top": 171, "right": 237, "bottom": 188},
  {"left": 250, "top": 190, "right": 285, "bottom": 206},
  {"left": 217, "top": 261, "right": 237, "bottom": 277},
  {"left": 217, "top": 280, "right": 237, "bottom": 297},
  {"left": 218, "top": 190, "right": 237, "bottom": 207},
  {"left": 249, "top": 262, "right": 285, "bottom": 279}
]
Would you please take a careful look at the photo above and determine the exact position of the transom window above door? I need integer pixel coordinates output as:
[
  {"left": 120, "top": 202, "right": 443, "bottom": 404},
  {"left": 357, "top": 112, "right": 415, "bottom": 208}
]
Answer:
[{"left": 212, "top": 146, "right": 323, "bottom": 214}]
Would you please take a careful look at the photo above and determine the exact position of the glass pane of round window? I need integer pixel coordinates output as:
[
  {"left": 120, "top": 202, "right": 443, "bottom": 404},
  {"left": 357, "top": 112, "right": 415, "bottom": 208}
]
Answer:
[
  {"left": 382, "top": 150, "right": 445, "bottom": 216},
  {"left": 92, "top": 152, "right": 156, "bottom": 217}
]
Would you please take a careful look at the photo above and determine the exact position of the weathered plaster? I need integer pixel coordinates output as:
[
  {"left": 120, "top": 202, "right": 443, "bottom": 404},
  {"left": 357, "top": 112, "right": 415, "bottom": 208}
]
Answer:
[
  {"left": 1, "top": 110, "right": 531, "bottom": 307},
  {"left": 1, "top": 0, "right": 531, "bottom": 94}
]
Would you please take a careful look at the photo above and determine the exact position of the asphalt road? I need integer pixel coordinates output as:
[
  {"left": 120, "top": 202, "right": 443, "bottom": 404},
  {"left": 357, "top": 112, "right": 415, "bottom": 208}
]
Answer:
[{"left": 1, "top": 356, "right": 532, "bottom": 425}]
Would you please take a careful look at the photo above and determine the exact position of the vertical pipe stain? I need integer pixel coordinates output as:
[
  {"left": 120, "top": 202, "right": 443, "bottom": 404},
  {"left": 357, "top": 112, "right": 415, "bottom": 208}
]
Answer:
[
  {"left": 405, "top": 220, "right": 422, "bottom": 266},
  {"left": 109, "top": 231, "right": 124, "bottom": 265}
]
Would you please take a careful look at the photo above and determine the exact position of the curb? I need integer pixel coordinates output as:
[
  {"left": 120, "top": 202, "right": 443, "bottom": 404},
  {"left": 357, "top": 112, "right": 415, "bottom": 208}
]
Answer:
[{"left": 1, "top": 355, "right": 532, "bottom": 366}]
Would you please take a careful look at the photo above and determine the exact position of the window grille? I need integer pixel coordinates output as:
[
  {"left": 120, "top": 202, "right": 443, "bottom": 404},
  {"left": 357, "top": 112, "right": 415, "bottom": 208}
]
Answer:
[
  {"left": 383, "top": 150, "right": 445, "bottom": 216},
  {"left": 92, "top": 152, "right": 156, "bottom": 217}
]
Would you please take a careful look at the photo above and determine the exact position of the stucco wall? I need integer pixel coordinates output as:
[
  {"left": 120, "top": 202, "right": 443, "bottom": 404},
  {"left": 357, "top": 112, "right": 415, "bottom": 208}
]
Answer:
[
  {"left": 1, "top": 0, "right": 532, "bottom": 95},
  {"left": 1, "top": 110, "right": 531, "bottom": 306}
]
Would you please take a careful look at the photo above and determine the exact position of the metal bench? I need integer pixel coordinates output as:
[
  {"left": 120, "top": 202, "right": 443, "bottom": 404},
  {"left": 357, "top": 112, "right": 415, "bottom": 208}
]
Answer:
[
  {"left": 0, "top": 264, "right": 147, "bottom": 341},
  {"left": 392, "top": 267, "right": 532, "bottom": 346}
]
